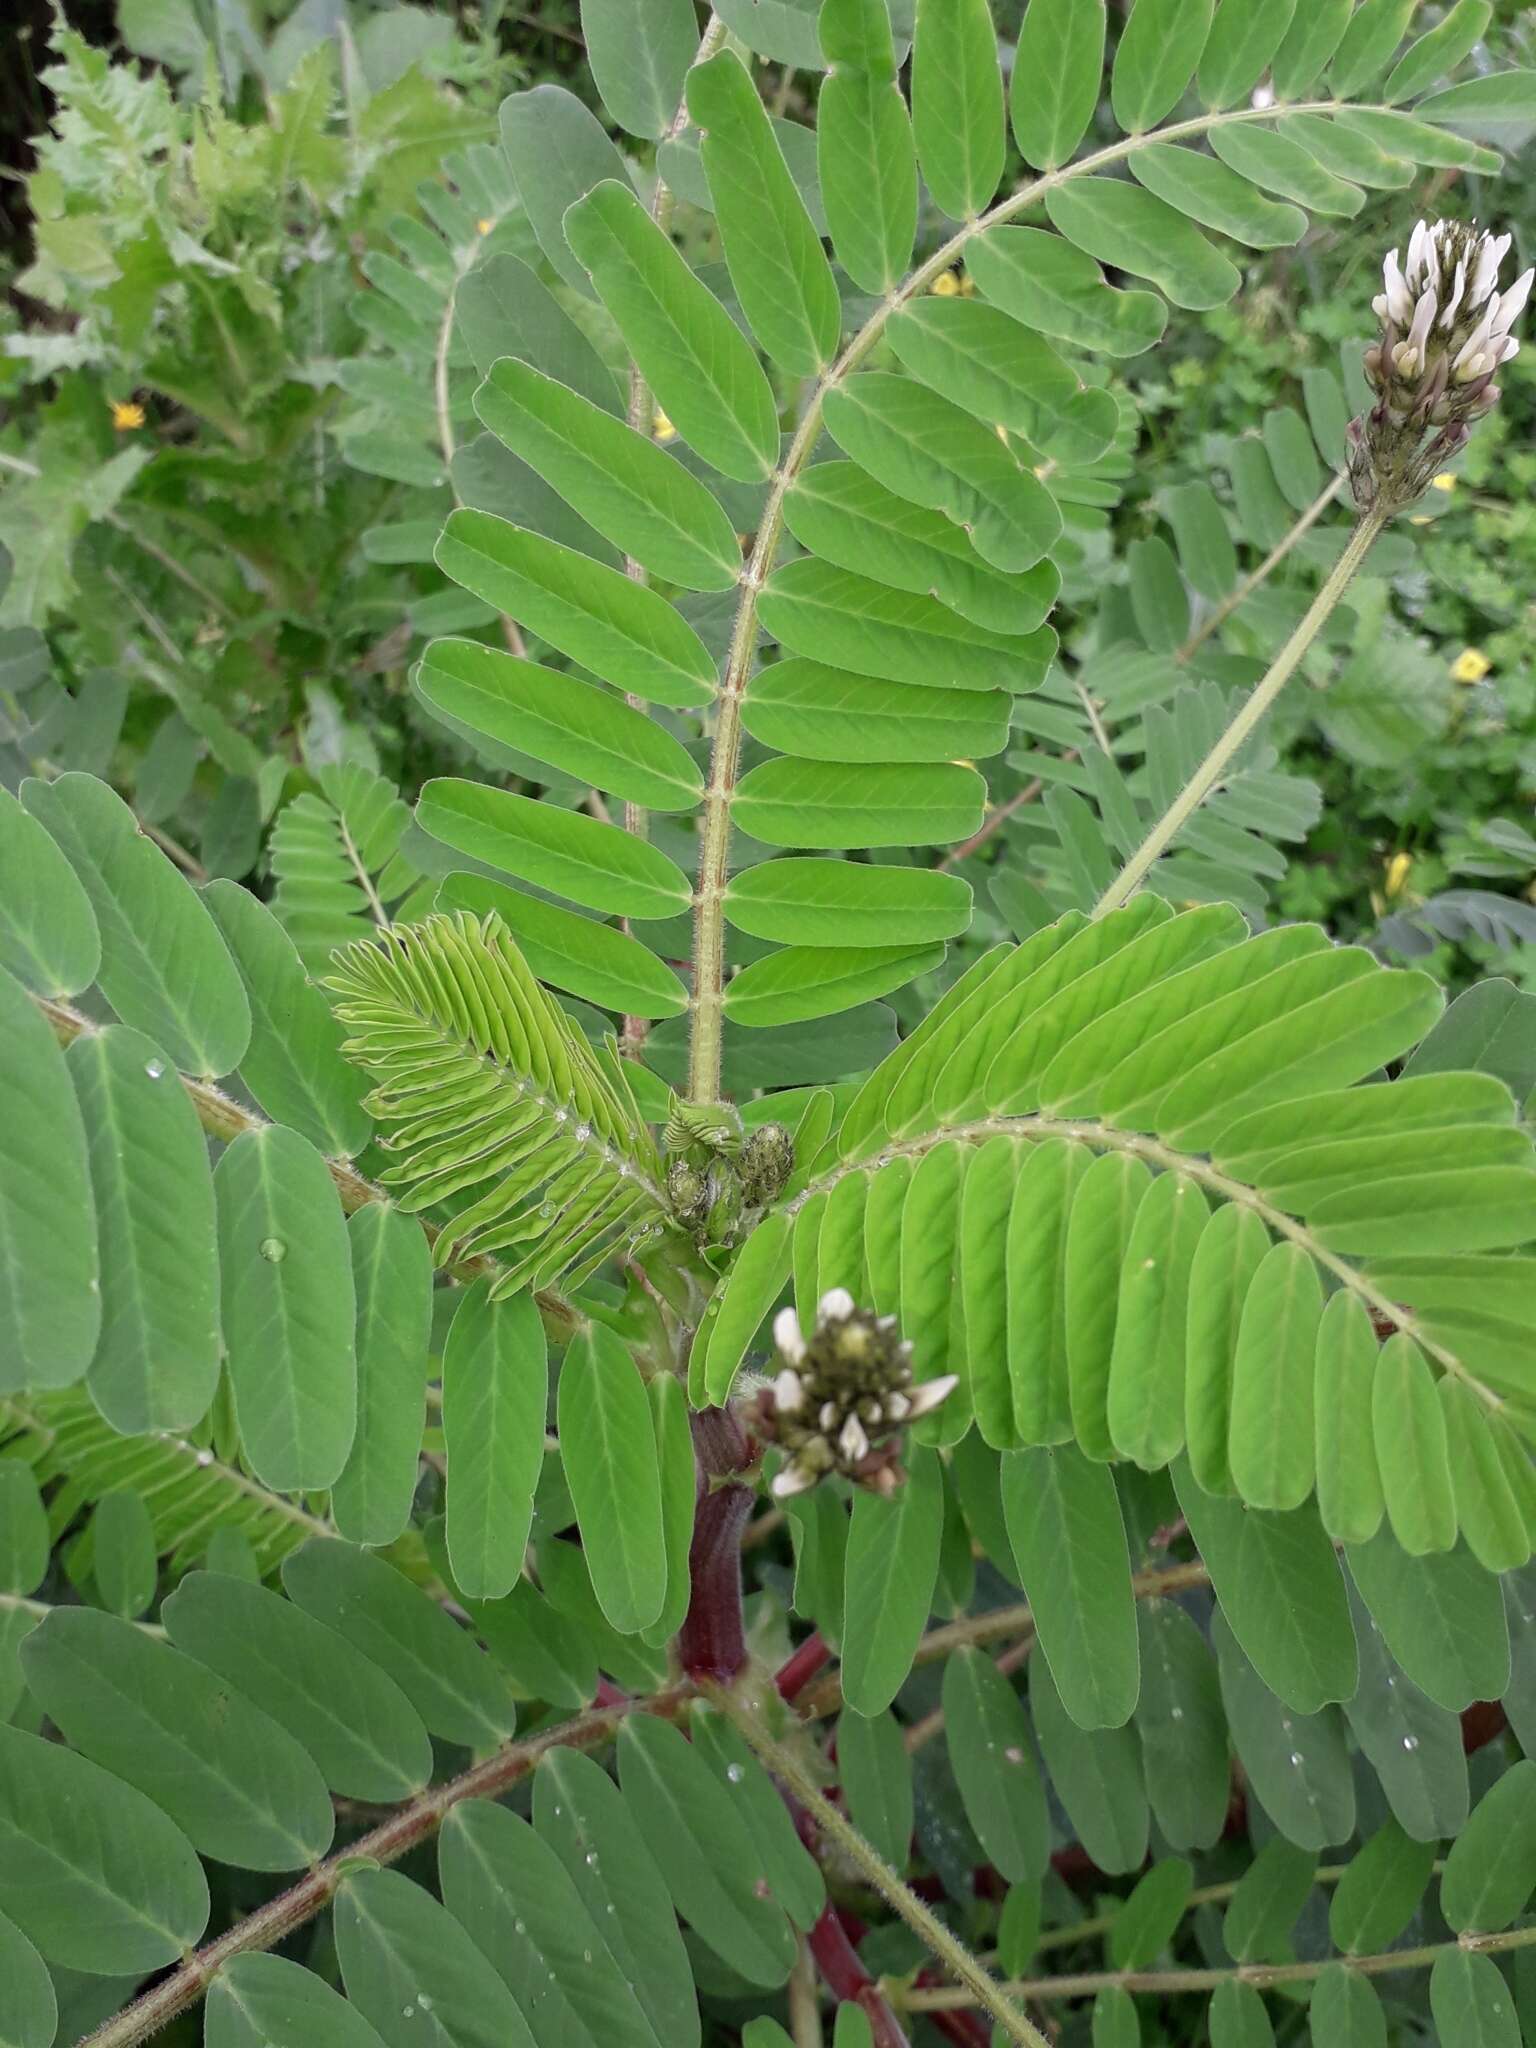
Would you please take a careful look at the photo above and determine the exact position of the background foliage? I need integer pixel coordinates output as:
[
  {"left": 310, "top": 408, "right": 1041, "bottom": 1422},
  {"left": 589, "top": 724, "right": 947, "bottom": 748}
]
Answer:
[{"left": 1, "top": 3, "right": 1535, "bottom": 2047}]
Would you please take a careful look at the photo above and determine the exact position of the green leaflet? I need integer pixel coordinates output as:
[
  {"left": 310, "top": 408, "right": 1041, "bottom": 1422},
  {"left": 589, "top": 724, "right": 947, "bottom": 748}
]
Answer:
[
  {"left": 207, "top": 1952, "right": 389, "bottom": 2048},
  {"left": 1226, "top": 1242, "right": 1322, "bottom": 1511},
  {"left": 686, "top": 51, "right": 841, "bottom": 378},
  {"left": 1310, "top": 1967, "right": 1388, "bottom": 2048},
  {"left": 20, "top": 1607, "right": 334, "bottom": 1871},
  {"left": 21, "top": 773, "right": 250, "bottom": 1077},
  {"left": 784, "top": 463, "right": 1061, "bottom": 636},
  {"left": 1110, "top": 1856, "right": 1193, "bottom": 1968},
  {"left": 1345, "top": 1531, "right": 1509, "bottom": 1711},
  {"left": 332, "top": 1205, "right": 434, "bottom": 1550},
  {"left": 1209, "top": 1981, "right": 1275, "bottom": 2047},
  {"left": 691, "top": 1709, "right": 825, "bottom": 1929},
  {"left": 841, "top": 1443, "right": 943, "bottom": 1714},
  {"left": 1092, "top": 1987, "right": 1140, "bottom": 2048},
  {"left": 0, "top": 785, "right": 98, "bottom": 999},
  {"left": 1441, "top": 1378, "right": 1530, "bottom": 1573},
  {"left": 202, "top": 883, "right": 372, "bottom": 1158},
  {"left": 644, "top": 1373, "right": 697, "bottom": 1647},
  {"left": 1105, "top": 1169, "right": 1207, "bottom": 1470},
  {"left": 1065, "top": 1150, "right": 1152, "bottom": 1461},
  {"left": 616, "top": 1715, "right": 797, "bottom": 1987},
  {"left": 456, "top": 254, "right": 624, "bottom": 411},
  {"left": 283, "top": 1540, "right": 516, "bottom": 1750},
  {"left": 1385, "top": 0, "right": 1493, "bottom": 102},
  {"left": 418, "top": 778, "right": 691, "bottom": 920},
  {"left": 969, "top": 225, "right": 1167, "bottom": 356},
  {"left": 1329, "top": 1819, "right": 1437, "bottom": 1954},
  {"left": 1029, "top": 1648, "right": 1149, "bottom": 1874},
  {"left": 443, "top": 1284, "right": 548, "bottom": 1603},
  {"left": 1198, "top": 0, "right": 1298, "bottom": 108},
  {"left": 697, "top": 1207, "right": 793, "bottom": 1404},
  {"left": 1312, "top": 1291, "right": 1386, "bottom": 1547},
  {"left": 1046, "top": 179, "right": 1239, "bottom": 312},
  {"left": 436, "top": 512, "right": 718, "bottom": 709},
  {"left": 0, "top": 1909, "right": 54, "bottom": 2048},
  {"left": 1430, "top": 1950, "right": 1523, "bottom": 2048},
  {"left": 580, "top": 0, "right": 699, "bottom": 139},
  {"left": 1134, "top": 1600, "right": 1230, "bottom": 1851},
  {"left": 0, "top": 1724, "right": 209, "bottom": 1974},
  {"left": 1343, "top": 1577, "right": 1469, "bottom": 1843},
  {"left": 1173, "top": 1463, "right": 1358, "bottom": 1712},
  {"left": 824, "top": 372, "right": 1061, "bottom": 574},
  {"left": 725, "top": 941, "right": 945, "bottom": 1026},
  {"left": 1208, "top": 124, "right": 1364, "bottom": 217},
  {"left": 732, "top": 757, "right": 985, "bottom": 849},
  {"left": 499, "top": 84, "right": 630, "bottom": 296},
  {"left": 1372, "top": 1334, "right": 1457, "bottom": 1555},
  {"left": 1223, "top": 1835, "right": 1317, "bottom": 1964},
  {"left": 942, "top": 1647, "right": 1050, "bottom": 1882},
  {"left": 0, "top": 970, "right": 98, "bottom": 1393},
  {"left": 336, "top": 1866, "right": 537, "bottom": 2048},
  {"left": 68, "top": 1024, "right": 220, "bottom": 1434},
  {"left": 1011, "top": 0, "right": 1105, "bottom": 169},
  {"left": 438, "top": 873, "right": 689, "bottom": 1020},
  {"left": 761, "top": 558, "right": 1055, "bottom": 688},
  {"left": 163, "top": 1571, "right": 432, "bottom": 1804},
  {"left": 564, "top": 180, "right": 780, "bottom": 482},
  {"left": 440, "top": 1799, "right": 669, "bottom": 2048},
  {"left": 215, "top": 1125, "right": 356, "bottom": 1493},
  {"left": 912, "top": 0, "right": 1005, "bottom": 219},
  {"left": 0, "top": 1465, "right": 47, "bottom": 1596},
  {"left": 90, "top": 1488, "right": 157, "bottom": 1618},
  {"left": 1184, "top": 1203, "right": 1270, "bottom": 1498},
  {"left": 474, "top": 358, "right": 742, "bottom": 591},
  {"left": 742, "top": 662, "right": 1008, "bottom": 766},
  {"left": 1271, "top": 0, "right": 1353, "bottom": 94},
  {"left": 837, "top": 1709, "right": 913, "bottom": 1871},
  {"left": 893, "top": 299, "right": 1120, "bottom": 465},
  {"left": 817, "top": 0, "right": 916, "bottom": 292},
  {"left": 559, "top": 1324, "right": 667, "bottom": 1634},
  {"left": 1165, "top": 480, "right": 1239, "bottom": 599},
  {"left": 1001, "top": 1445, "right": 1139, "bottom": 1729},
  {"left": 1213, "top": 1609, "right": 1355, "bottom": 1851},
  {"left": 417, "top": 637, "right": 703, "bottom": 812},
  {"left": 1329, "top": 0, "right": 1419, "bottom": 96},
  {"left": 1440, "top": 1762, "right": 1536, "bottom": 1935},
  {"left": 1111, "top": 0, "right": 1213, "bottom": 132},
  {"left": 1129, "top": 144, "right": 1307, "bottom": 248}
]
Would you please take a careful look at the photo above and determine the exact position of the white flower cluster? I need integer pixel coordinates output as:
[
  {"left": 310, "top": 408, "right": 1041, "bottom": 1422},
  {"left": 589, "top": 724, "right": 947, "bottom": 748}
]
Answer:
[
  {"left": 1372, "top": 219, "right": 1531, "bottom": 387},
  {"left": 765, "top": 1287, "right": 957, "bottom": 1499}
]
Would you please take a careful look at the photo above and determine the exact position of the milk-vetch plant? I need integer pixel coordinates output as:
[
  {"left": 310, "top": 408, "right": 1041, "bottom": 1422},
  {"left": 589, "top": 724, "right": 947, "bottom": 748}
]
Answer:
[{"left": 3, "top": 6, "right": 1536, "bottom": 2048}]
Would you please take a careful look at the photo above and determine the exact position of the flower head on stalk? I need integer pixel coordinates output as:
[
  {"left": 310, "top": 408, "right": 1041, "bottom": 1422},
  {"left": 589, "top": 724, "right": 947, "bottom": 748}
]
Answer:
[
  {"left": 755, "top": 1287, "right": 957, "bottom": 1499},
  {"left": 1350, "top": 219, "right": 1531, "bottom": 512}
]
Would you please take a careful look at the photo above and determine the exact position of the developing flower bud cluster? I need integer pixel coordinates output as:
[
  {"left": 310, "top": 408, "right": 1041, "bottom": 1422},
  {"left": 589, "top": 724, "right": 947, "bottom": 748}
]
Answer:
[
  {"left": 1349, "top": 218, "right": 1531, "bottom": 511},
  {"left": 758, "top": 1287, "right": 957, "bottom": 1499},
  {"left": 663, "top": 1099, "right": 794, "bottom": 1249}
]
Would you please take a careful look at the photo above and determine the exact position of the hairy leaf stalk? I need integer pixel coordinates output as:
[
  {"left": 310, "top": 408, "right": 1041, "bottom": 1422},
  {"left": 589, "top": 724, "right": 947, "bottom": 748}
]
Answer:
[{"left": 676, "top": 1403, "right": 757, "bottom": 1681}]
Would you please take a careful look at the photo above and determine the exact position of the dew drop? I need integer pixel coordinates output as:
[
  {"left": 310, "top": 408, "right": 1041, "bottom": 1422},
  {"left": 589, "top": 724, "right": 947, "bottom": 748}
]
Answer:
[
  {"left": 1170, "top": 1706, "right": 1185, "bottom": 1722},
  {"left": 575, "top": 1122, "right": 591, "bottom": 1142},
  {"left": 538, "top": 1201, "right": 555, "bottom": 1220},
  {"left": 1402, "top": 1734, "right": 1419, "bottom": 1752},
  {"left": 259, "top": 1237, "right": 287, "bottom": 1263},
  {"left": 417, "top": 1994, "right": 432, "bottom": 2012},
  {"left": 1288, "top": 1751, "right": 1303, "bottom": 1767},
  {"left": 726, "top": 1762, "right": 745, "bottom": 1783},
  {"left": 585, "top": 1850, "right": 599, "bottom": 1866},
  {"left": 144, "top": 1059, "right": 165, "bottom": 1080},
  {"left": 195, "top": 1449, "right": 215, "bottom": 1468},
  {"left": 582, "top": 1950, "right": 592, "bottom": 1964},
  {"left": 1004, "top": 1745, "right": 1025, "bottom": 1766},
  {"left": 401, "top": 2007, "right": 414, "bottom": 2020}
]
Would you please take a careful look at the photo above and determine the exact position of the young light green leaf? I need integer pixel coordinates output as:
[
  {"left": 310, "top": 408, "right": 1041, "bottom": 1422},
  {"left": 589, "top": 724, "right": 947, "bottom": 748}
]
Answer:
[
  {"left": 1372, "top": 1333, "right": 1457, "bottom": 1555},
  {"left": 437, "top": 873, "right": 689, "bottom": 1021},
  {"left": 1106, "top": 1169, "right": 1207, "bottom": 1470},
  {"left": 443, "top": 1284, "right": 548, "bottom": 1604},
  {"left": 724, "top": 860, "right": 971, "bottom": 947},
  {"left": 68, "top": 1024, "right": 219, "bottom": 1433},
  {"left": 21, "top": 1607, "right": 334, "bottom": 1871},
  {"left": 1313, "top": 1291, "right": 1387, "bottom": 1546},
  {"left": 560, "top": 1323, "right": 667, "bottom": 1634},
  {"left": 564, "top": 180, "right": 780, "bottom": 482},
  {"left": 1227, "top": 1242, "right": 1322, "bottom": 1511},
  {"left": 725, "top": 942, "right": 944, "bottom": 1027},
  {"left": 21, "top": 773, "right": 249, "bottom": 1077},
  {"left": 912, "top": 0, "right": 1005, "bottom": 219},
  {"left": 215, "top": 1125, "right": 356, "bottom": 1493}
]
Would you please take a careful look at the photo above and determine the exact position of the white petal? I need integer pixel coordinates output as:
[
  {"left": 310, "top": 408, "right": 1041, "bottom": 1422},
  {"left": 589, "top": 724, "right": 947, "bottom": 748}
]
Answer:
[
  {"left": 904, "top": 1373, "right": 960, "bottom": 1419},
  {"left": 773, "top": 1367, "right": 805, "bottom": 1414},
  {"left": 819, "top": 1401, "right": 839, "bottom": 1431},
  {"left": 838, "top": 1415, "right": 869, "bottom": 1463},
  {"left": 771, "top": 1464, "right": 817, "bottom": 1499},
  {"left": 1492, "top": 266, "right": 1533, "bottom": 335},
  {"left": 1455, "top": 301, "right": 1498, "bottom": 367},
  {"left": 1407, "top": 287, "right": 1438, "bottom": 354},
  {"left": 1382, "top": 249, "right": 1412, "bottom": 325},
  {"left": 773, "top": 1306, "right": 806, "bottom": 1364},
  {"left": 816, "top": 1286, "right": 855, "bottom": 1324},
  {"left": 1439, "top": 257, "right": 1467, "bottom": 327},
  {"left": 1372, "top": 292, "right": 1390, "bottom": 319},
  {"left": 884, "top": 1391, "right": 910, "bottom": 1421},
  {"left": 1405, "top": 221, "right": 1427, "bottom": 282}
]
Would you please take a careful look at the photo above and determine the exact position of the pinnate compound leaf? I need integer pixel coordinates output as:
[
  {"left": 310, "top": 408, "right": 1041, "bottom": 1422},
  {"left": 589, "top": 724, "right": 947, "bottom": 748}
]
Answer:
[
  {"left": 21, "top": 772, "right": 249, "bottom": 1077},
  {"left": 0, "top": 1723, "right": 209, "bottom": 1973}
]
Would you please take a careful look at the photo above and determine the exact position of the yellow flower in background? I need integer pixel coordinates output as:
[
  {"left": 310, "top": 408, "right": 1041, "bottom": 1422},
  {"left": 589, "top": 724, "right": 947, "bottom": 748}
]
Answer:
[
  {"left": 1452, "top": 647, "right": 1492, "bottom": 683},
  {"left": 110, "top": 400, "right": 145, "bottom": 431},
  {"left": 1383, "top": 850, "right": 1414, "bottom": 899},
  {"left": 652, "top": 408, "right": 677, "bottom": 442},
  {"left": 1431, "top": 471, "right": 1457, "bottom": 492},
  {"left": 931, "top": 271, "right": 960, "bottom": 296},
  {"left": 476, "top": 217, "right": 494, "bottom": 236}
]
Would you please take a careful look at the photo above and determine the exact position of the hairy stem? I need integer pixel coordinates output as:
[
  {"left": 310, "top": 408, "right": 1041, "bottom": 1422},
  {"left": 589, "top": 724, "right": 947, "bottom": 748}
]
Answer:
[
  {"left": 684, "top": 95, "right": 1377, "bottom": 1103},
  {"left": 80, "top": 1689, "right": 692, "bottom": 2048},
  {"left": 1094, "top": 500, "right": 1388, "bottom": 917},
  {"left": 702, "top": 1679, "right": 1050, "bottom": 2048},
  {"left": 676, "top": 1405, "right": 757, "bottom": 1682},
  {"left": 899, "top": 1922, "right": 1536, "bottom": 2012}
]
